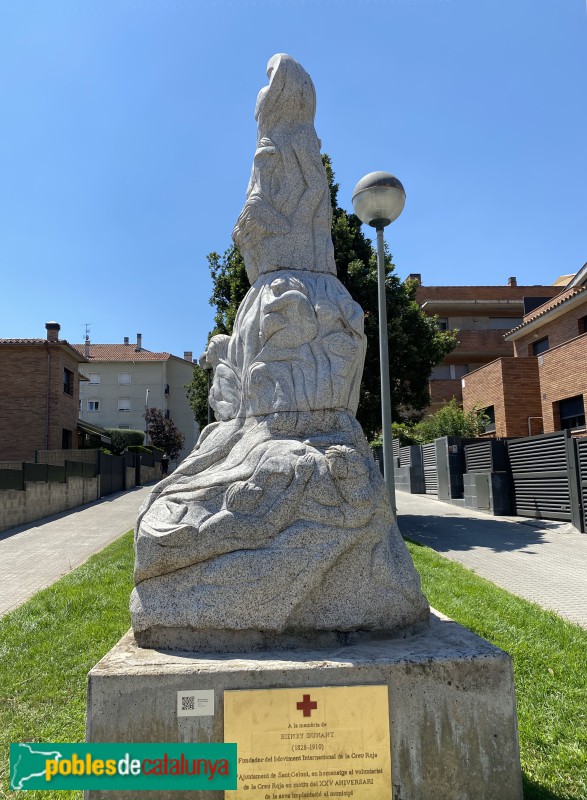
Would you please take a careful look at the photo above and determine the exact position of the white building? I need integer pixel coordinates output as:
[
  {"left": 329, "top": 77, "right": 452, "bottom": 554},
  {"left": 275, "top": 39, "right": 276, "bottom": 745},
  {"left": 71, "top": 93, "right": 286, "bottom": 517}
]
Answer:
[{"left": 75, "top": 333, "right": 198, "bottom": 462}]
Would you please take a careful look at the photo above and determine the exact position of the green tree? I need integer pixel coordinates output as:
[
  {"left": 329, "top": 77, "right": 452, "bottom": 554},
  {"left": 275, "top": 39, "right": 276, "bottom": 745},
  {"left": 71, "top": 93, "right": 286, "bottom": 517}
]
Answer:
[
  {"left": 185, "top": 364, "right": 210, "bottom": 431},
  {"left": 185, "top": 247, "right": 250, "bottom": 427},
  {"left": 412, "top": 399, "right": 489, "bottom": 444},
  {"left": 185, "top": 155, "right": 456, "bottom": 439},
  {"left": 144, "top": 408, "right": 185, "bottom": 460},
  {"left": 325, "top": 154, "right": 456, "bottom": 437},
  {"left": 208, "top": 246, "right": 250, "bottom": 336}
]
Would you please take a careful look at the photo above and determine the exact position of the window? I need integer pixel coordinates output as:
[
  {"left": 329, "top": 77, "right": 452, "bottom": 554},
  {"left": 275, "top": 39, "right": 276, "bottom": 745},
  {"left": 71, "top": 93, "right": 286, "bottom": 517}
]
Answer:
[
  {"left": 483, "top": 406, "right": 496, "bottom": 433},
  {"left": 430, "top": 364, "right": 452, "bottom": 380},
  {"left": 63, "top": 367, "right": 74, "bottom": 395},
  {"left": 118, "top": 397, "right": 131, "bottom": 412},
  {"left": 578, "top": 315, "right": 587, "bottom": 335},
  {"left": 435, "top": 318, "right": 448, "bottom": 331},
  {"left": 62, "top": 429, "right": 73, "bottom": 449},
  {"left": 451, "top": 364, "right": 468, "bottom": 379},
  {"left": 488, "top": 317, "right": 523, "bottom": 330},
  {"left": 558, "top": 395, "right": 585, "bottom": 430},
  {"left": 87, "top": 399, "right": 100, "bottom": 412},
  {"left": 118, "top": 372, "right": 131, "bottom": 385},
  {"left": 88, "top": 373, "right": 101, "bottom": 384},
  {"left": 531, "top": 337, "right": 549, "bottom": 356}
]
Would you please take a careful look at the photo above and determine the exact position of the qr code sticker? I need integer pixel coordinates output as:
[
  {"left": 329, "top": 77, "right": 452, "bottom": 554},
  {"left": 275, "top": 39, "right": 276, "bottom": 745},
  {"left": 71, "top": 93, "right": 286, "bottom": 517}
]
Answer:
[
  {"left": 181, "top": 695, "right": 195, "bottom": 711},
  {"left": 177, "top": 689, "right": 214, "bottom": 717}
]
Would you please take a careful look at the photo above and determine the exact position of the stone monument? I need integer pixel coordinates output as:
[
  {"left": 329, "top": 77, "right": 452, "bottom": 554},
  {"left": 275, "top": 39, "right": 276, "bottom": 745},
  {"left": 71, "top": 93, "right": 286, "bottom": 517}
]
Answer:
[
  {"left": 86, "top": 54, "right": 523, "bottom": 800},
  {"left": 131, "top": 53, "right": 428, "bottom": 651}
]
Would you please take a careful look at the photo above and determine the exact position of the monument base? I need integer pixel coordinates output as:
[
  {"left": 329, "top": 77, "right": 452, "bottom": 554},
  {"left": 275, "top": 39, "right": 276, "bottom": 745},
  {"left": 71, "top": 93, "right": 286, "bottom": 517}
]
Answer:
[{"left": 86, "top": 611, "right": 522, "bottom": 800}]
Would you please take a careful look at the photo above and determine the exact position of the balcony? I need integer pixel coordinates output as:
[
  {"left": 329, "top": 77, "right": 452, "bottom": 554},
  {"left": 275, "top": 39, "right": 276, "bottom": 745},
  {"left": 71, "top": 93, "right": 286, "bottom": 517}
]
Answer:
[{"left": 452, "top": 329, "right": 514, "bottom": 360}]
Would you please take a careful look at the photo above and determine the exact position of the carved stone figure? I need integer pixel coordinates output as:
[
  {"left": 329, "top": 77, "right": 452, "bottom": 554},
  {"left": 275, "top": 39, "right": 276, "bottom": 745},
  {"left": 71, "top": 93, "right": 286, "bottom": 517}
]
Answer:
[{"left": 131, "top": 54, "right": 429, "bottom": 651}]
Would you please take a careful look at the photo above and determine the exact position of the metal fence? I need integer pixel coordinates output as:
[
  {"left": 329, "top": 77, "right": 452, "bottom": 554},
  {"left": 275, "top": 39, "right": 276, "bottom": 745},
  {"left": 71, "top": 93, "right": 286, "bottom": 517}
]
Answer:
[
  {"left": 576, "top": 438, "right": 587, "bottom": 533},
  {"left": 464, "top": 439, "right": 510, "bottom": 474},
  {"left": 35, "top": 449, "right": 99, "bottom": 466},
  {"left": 97, "top": 452, "right": 125, "bottom": 497},
  {"left": 507, "top": 430, "right": 582, "bottom": 528},
  {"left": 422, "top": 442, "right": 438, "bottom": 495}
]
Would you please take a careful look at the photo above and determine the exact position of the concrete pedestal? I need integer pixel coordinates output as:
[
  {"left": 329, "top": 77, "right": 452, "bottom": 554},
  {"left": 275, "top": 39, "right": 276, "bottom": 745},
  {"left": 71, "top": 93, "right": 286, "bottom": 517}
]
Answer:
[{"left": 86, "top": 612, "right": 522, "bottom": 799}]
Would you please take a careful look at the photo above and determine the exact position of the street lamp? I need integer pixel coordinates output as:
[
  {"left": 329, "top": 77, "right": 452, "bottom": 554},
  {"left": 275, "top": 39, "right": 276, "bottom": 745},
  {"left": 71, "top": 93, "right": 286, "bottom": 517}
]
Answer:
[
  {"left": 199, "top": 352, "right": 214, "bottom": 425},
  {"left": 352, "top": 171, "right": 406, "bottom": 516},
  {"left": 144, "top": 388, "right": 150, "bottom": 446}
]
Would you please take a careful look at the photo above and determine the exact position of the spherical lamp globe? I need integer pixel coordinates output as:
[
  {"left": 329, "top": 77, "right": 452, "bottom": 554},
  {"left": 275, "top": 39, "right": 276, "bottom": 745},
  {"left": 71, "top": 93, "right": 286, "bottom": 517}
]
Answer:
[{"left": 351, "top": 171, "right": 406, "bottom": 228}]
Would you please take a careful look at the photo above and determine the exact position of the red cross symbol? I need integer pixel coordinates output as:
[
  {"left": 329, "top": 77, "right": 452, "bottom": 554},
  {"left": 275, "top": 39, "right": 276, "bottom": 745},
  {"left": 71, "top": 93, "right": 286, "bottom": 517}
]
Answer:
[{"left": 296, "top": 694, "right": 318, "bottom": 717}]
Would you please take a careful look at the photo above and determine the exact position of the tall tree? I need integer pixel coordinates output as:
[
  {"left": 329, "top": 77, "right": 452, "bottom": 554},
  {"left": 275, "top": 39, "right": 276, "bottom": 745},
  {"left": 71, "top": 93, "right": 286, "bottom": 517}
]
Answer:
[
  {"left": 185, "top": 247, "right": 250, "bottom": 427},
  {"left": 185, "top": 365, "right": 210, "bottom": 430},
  {"left": 324, "top": 155, "right": 456, "bottom": 437},
  {"left": 207, "top": 247, "right": 250, "bottom": 336},
  {"left": 144, "top": 408, "right": 185, "bottom": 461},
  {"left": 185, "top": 155, "right": 456, "bottom": 439}
]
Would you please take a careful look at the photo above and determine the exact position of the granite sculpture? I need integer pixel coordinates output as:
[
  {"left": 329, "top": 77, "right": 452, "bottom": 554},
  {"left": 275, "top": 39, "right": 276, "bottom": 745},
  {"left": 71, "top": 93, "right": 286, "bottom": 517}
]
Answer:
[{"left": 131, "top": 53, "right": 429, "bottom": 650}]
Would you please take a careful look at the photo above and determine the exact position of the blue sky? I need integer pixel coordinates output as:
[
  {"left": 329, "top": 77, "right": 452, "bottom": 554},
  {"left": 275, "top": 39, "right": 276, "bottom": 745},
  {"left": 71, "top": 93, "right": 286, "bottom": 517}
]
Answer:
[{"left": 1, "top": 0, "right": 585, "bottom": 359}]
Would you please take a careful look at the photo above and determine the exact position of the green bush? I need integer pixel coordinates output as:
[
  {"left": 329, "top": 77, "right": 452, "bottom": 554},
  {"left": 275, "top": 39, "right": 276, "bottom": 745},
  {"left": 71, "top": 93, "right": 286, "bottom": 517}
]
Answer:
[
  {"left": 104, "top": 429, "right": 145, "bottom": 456},
  {"left": 127, "top": 445, "right": 152, "bottom": 455},
  {"left": 412, "top": 398, "right": 489, "bottom": 444},
  {"left": 369, "top": 434, "right": 383, "bottom": 451},
  {"left": 369, "top": 422, "right": 418, "bottom": 451},
  {"left": 392, "top": 421, "right": 419, "bottom": 446}
]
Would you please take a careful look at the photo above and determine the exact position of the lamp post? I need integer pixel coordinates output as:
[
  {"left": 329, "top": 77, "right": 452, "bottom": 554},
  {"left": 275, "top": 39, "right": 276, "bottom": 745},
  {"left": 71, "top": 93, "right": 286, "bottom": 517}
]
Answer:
[
  {"left": 144, "top": 388, "right": 150, "bottom": 446},
  {"left": 199, "top": 353, "right": 214, "bottom": 425},
  {"left": 352, "top": 171, "right": 406, "bottom": 516}
]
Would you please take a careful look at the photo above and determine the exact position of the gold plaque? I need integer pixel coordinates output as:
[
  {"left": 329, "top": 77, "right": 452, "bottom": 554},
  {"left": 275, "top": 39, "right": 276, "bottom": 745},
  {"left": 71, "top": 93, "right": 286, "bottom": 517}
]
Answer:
[{"left": 224, "top": 685, "right": 391, "bottom": 799}]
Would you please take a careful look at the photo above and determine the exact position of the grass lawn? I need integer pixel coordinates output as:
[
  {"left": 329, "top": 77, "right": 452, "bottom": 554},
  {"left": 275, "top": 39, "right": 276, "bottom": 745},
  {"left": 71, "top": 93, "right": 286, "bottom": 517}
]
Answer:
[
  {"left": 0, "top": 530, "right": 585, "bottom": 799},
  {"left": 0, "top": 531, "right": 135, "bottom": 800},
  {"left": 406, "top": 539, "right": 587, "bottom": 800}
]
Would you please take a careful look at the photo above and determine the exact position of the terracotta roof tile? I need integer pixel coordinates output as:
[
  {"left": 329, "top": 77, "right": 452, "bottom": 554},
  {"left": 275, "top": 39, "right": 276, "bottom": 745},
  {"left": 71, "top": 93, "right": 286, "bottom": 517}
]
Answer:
[
  {"left": 506, "top": 286, "right": 587, "bottom": 335},
  {"left": 0, "top": 338, "right": 49, "bottom": 344},
  {"left": 0, "top": 338, "right": 88, "bottom": 361},
  {"left": 72, "top": 344, "right": 173, "bottom": 362}
]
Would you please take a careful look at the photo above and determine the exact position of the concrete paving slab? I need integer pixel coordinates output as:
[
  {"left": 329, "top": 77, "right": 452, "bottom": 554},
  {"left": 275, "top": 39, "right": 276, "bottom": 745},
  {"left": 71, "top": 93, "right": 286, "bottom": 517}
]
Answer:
[
  {"left": 0, "top": 485, "right": 151, "bottom": 617},
  {"left": 397, "top": 491, "right": 587, "bottom": 629}
]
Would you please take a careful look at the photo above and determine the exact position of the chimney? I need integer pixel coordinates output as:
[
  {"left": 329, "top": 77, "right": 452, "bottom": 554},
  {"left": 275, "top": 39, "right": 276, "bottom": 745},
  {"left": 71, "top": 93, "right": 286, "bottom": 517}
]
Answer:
[
  {"left": 406, "top": 273, "right": 422, "bottom": 285},
  {"left": 45, "top": 321, "right": 60, "bottom": 342},
  {"left": 84, "top": 336, "right": 90, "bottom": 359},
  {"left": 135, "top": 333, "right": 142, "bottom": 352},
  {"left": 124, "top": 336, "right": 130, "bottom": 345},
  {"left": 184, "top": 351, "right": 193, "bottom": 362},
  {"left": 508, "top": 276, "right": 517, "bottom": 287}
]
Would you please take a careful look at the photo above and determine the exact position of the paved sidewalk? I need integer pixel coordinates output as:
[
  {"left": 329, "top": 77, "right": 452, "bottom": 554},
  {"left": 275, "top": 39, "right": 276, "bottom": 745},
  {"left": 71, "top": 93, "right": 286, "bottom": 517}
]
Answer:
[
  {"left": 0, "top": 485, "right": 151, "bottom": 617},
  {"left": 397, "top": 491, "right": 587, "bottom": 629},
  {"left": 3, "top": 482, "right": 586, "bottom": 629}
]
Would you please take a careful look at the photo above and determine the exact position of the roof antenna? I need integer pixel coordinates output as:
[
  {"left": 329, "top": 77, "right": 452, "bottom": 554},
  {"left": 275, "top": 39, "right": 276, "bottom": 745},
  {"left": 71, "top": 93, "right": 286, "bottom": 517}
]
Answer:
[{"left": 84, "top": 323, "right": 91, "bottom": 359}]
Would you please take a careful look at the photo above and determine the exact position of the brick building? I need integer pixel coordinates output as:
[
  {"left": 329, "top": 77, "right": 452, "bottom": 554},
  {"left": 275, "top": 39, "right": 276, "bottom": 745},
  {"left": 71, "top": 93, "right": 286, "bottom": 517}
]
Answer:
[
  {"left": 462, "top": 263, "right": 587, "bottom": 437},
  {"left": 0, "top": 323, "right": 88, "bottom": 461},
  {"left": 412, "top": 275, "right": 560, "bottom": 413}
]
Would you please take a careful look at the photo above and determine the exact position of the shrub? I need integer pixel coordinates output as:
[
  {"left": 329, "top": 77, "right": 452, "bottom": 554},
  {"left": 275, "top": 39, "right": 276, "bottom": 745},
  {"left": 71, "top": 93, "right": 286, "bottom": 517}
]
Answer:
[
  {"left": 370, "top": 422, "right": 418, "bottom": 451},
  {"left": 127, "top": 445, "right": 152, "bottom": 455},
  {"left": 104, "top": 429, "right": 145, "bottom": 456},
  {"left": 412, "top": 399, "right": 489, "bottom": 444}
]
